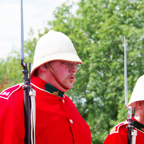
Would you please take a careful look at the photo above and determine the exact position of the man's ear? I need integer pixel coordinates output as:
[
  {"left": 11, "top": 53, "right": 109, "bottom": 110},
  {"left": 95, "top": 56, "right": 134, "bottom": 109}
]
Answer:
[
  {"left": 136, "top": 101, "right": 143, "bottom": 109},
  {"left": 39, "top": 64, "right": 48, "bottom": 71}
]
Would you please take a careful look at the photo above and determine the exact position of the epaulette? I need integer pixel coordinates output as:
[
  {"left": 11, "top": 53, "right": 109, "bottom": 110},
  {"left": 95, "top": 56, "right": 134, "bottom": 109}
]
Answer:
[
  {"left": 0, "top": 84, "right": 23, "bottom": 100},
  {"left": 110, "top": 120, "right": 128, "bottom": 135}
]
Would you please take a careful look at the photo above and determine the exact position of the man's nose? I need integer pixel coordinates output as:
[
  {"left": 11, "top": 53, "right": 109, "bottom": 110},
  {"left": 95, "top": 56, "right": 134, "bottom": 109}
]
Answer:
[{"left": 69, "top": 66, "right": 77, "bottom": 73}]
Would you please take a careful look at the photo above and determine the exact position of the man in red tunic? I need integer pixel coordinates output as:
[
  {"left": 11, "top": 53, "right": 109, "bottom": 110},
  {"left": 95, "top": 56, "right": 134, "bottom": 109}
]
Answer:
[
  {"left": 104, "top": 75, "right": 144, "bottom": 144},
  {"left": 0, "top": 30, "right": 91, "bottom": 144}
]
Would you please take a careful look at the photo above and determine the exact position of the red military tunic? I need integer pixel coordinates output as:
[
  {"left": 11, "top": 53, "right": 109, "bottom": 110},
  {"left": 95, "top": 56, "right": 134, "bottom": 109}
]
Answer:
[
  {"left": 0, "top": 76, "right": 91, "bottom": 144},
  {"left": 104, "top": 119, "right": 144, "bottom": 144}
]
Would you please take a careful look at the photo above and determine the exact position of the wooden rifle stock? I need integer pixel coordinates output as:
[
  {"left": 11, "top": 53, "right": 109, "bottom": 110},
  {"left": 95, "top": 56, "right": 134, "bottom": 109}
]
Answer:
[{"left": 22, "top": 62, "right": 31, "bottom": 144}]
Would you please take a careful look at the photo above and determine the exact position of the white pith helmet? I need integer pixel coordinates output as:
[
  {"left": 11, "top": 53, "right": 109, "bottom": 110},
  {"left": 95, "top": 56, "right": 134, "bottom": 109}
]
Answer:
[
  {"left": 31, "top": 30, "right": 83, "bottom": 76},
  {"left": 128, "top": 75, "right": 144, "bottom": 108}
]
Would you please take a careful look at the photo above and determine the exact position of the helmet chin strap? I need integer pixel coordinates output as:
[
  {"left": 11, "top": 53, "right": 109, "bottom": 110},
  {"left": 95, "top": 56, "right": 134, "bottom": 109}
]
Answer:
[{"left": 46, "top": 64, "right": 69, "bottom": 91}]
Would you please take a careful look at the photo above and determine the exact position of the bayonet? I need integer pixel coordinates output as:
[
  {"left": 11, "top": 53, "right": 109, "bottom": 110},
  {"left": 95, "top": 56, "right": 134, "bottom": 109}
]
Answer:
[
  {"left": 124, "top": 36, "right": 128, "bottom": 108},
  {"left": 124, "top": 36, "right": 137, "bottom": 144}
]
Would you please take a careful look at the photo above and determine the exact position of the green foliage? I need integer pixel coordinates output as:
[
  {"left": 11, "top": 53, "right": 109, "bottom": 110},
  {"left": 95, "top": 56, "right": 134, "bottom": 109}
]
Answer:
[
  {"left": 0, "top": 59, "right": 8, "bottom": 92},
  {"left": 1, "top": 0, "right": 144, "bottom": 143},
  {"left": 24, "top": 29, "right": 38, "bottom": 64}
]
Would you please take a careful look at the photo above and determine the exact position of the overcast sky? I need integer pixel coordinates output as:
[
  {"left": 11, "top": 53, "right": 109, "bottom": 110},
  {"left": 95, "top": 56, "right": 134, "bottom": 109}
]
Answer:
[{"left": 0, "top": 0, "right": 79, "bottom": 59}]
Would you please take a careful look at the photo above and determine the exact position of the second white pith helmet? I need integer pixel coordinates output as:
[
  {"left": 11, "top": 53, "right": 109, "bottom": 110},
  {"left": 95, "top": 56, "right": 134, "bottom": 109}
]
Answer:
[
  {"left": 128, "top": 75, "right": 144, "bottom": 108},
  {"left": 31, "top": 30, "right": 83, "bottom": 76}
]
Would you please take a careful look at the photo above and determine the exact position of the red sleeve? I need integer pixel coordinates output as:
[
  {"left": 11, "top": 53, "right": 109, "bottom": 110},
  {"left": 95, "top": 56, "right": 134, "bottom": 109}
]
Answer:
[{"left": 0, "top": 98, "right": 25, "bottom": 144}]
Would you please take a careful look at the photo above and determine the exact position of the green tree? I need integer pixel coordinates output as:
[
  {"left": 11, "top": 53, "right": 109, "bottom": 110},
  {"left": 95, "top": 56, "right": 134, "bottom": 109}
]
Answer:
[
  {"left": 76, "top": 0, "right": 144, "bottom": 143},
  {"left": 0, "top": 59, "right": 9, "bottom": 92}
]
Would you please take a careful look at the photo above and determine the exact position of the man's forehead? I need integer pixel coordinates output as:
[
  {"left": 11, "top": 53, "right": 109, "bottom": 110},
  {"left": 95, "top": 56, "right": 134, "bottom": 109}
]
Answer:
[{"left": 49, "top": 60, "right": 78, "bottom": 63}]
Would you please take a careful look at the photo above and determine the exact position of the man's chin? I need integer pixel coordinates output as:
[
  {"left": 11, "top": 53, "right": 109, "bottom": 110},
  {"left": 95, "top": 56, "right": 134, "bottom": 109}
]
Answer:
[{"left": 66, "top": 84, "right": 73, "bottom": 89}]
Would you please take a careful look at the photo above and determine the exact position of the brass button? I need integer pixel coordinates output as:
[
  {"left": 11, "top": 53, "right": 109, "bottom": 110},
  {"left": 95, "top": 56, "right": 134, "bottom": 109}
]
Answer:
[{"left": 70, "top": 119, "right": 73, "bottom": 124}]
